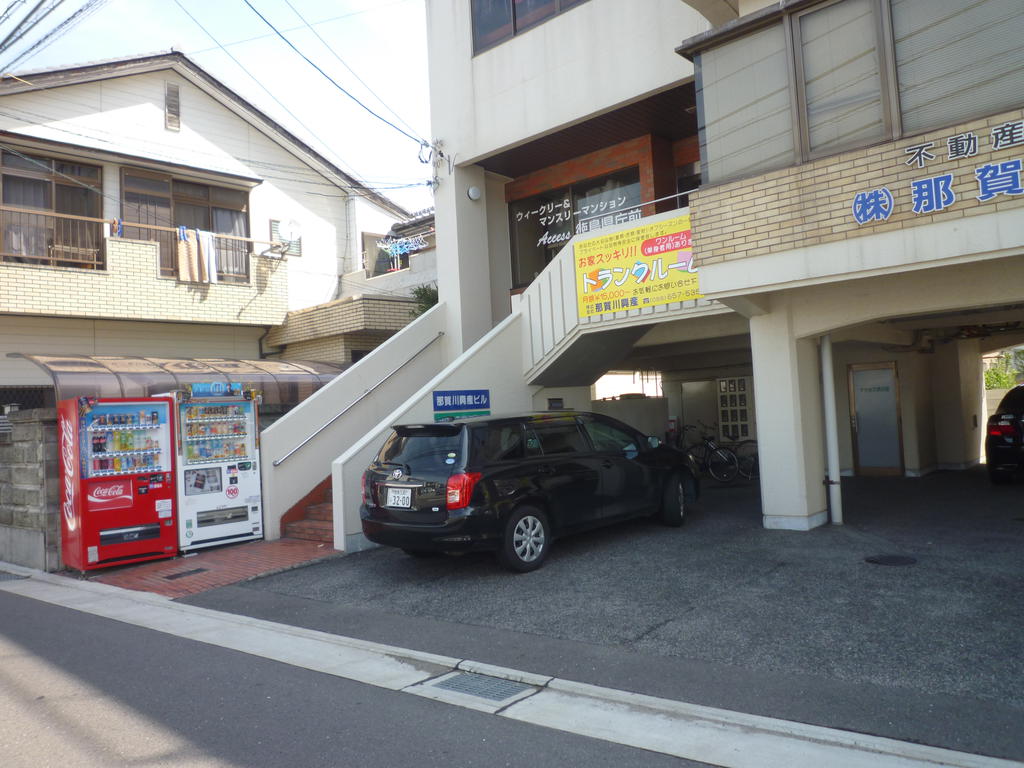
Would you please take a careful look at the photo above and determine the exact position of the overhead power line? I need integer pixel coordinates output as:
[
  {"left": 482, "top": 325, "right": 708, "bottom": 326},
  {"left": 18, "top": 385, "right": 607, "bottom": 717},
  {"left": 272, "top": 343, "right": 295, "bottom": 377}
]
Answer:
[
  {"left": 1, "top": 0, "right": 107, "bottom": 72},
  {"left": 171, "top": 0, "right": 373, "bottom": 188},
  {"left": 0, "top": 0, "right": 62, "bottom": 54},
  {"left": 280, "top": 0, "right": 423, "bottom": 142},
  {"left": 240, "top": 0, "right": 428, "bottom": 147}
]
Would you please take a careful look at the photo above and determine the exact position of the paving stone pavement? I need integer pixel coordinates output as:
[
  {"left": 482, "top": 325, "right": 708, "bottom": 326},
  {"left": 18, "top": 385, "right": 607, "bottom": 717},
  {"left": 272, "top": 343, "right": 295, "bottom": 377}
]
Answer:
[{"left": 85, "top": 538, "right": 339, "bottom": 598}]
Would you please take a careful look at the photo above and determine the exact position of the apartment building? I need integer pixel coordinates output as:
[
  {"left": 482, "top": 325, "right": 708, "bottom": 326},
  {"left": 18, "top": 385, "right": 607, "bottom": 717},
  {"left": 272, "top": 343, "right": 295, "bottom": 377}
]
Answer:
[
  {"left": 0, "top": 52, "right": 409, "bottom": 411},
  {"left": 259, "top": 0, "right": 1024, "bottom": 549}
]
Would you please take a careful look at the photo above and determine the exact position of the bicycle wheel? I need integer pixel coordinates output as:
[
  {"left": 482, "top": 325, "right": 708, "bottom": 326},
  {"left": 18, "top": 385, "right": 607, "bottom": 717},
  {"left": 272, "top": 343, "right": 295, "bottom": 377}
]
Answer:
[
  {"left": 734, "top": 440, "right": 759, "bottom": 480},
  {"left": 684, "top": 443, "right": 709, "bottom": 475},
  {"left": 707, "top": 447, "right": 739, "bottom": 483}
]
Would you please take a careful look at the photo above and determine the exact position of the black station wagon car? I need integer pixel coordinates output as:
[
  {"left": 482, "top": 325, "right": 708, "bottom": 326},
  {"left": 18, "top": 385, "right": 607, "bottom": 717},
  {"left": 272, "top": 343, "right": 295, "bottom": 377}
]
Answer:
[
  {"left": 986, "top": 384, "right": 1024, "bottom": 483},
  {"left": 360, "top": 411, "right": 699, "bottom": 572}
]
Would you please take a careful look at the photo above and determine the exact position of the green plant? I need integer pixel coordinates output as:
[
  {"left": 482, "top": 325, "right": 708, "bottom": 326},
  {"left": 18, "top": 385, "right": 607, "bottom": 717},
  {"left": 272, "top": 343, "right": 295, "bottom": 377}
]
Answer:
[
  {"left": 985, "top": 349, "right": 1024, "bottom": 389},
  {"left": 411, "top": 283, "right": 438, "bottom": 317}
]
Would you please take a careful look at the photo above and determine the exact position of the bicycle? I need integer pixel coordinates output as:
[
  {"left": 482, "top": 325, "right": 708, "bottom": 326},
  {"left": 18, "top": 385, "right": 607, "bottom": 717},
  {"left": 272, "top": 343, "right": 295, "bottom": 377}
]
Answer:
[
  {"left": 731, "top": 438, "right": 759, "bottom": 481},
  {"left": 681, "top": 424, "right": 738, "bottom": 483}
]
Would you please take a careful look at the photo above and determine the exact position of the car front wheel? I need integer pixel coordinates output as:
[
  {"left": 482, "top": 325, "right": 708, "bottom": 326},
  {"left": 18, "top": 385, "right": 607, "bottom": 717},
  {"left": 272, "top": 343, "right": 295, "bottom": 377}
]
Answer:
[
  {"left": 499, "top": 506, "right": 550, "bottom": 572},
  {"left": 660, "top": 473, "right": 686, "bottom": 527}
]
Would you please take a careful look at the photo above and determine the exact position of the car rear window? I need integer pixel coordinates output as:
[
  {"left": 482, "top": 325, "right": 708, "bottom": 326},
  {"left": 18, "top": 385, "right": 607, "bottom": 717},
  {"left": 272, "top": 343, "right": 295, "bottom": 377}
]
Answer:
[
  {"left": 996, "top": 386, "right": 1024, "bottom": 413},
  {"left": 378, "top": 425, "right": 463, "bottom": 473}
]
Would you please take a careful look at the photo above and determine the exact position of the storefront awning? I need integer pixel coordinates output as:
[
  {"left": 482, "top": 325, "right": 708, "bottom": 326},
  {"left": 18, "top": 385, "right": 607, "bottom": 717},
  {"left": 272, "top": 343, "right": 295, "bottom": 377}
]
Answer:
[{"left": 10, "top": 354, "right": 346, "bottom": 409}]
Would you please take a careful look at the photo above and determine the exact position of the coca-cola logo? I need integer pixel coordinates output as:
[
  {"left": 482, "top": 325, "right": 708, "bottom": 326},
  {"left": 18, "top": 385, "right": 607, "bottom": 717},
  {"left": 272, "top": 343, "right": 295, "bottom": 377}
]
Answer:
[
  {"left": 91, "top": 483, "right": 127, "bottom": 498},
  {"left": 87, "top": 480, "right": 133, "bottom": 510},
  {"left": 60, "top": 416, "right": 77, "bottom": 529}
]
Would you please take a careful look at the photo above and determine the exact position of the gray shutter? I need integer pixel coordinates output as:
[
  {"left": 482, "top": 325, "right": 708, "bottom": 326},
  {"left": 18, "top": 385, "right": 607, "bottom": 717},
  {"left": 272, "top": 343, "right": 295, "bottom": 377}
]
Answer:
[
  {"left": 892, "top": 0, "right": 1024, "bottom": 134},
  {"left": 798, "top": 0, "right": 885, "bottom": 154},
  {"left": 697, "top": 23, "right": 795, "bottom": 184}
]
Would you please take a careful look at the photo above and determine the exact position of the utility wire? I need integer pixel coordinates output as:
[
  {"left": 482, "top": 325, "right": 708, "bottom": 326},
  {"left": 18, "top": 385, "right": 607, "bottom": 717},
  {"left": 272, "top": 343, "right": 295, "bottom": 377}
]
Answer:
[
  {"left": 186, "top": 0, "right": 411, "bottom": 57},
  {"left": 0, "top": 0, "right": 58, "bottom": 53},
  {"left": 2, "top": 0, "right": 106, "bottom": 72},
  {"left": 0, "top": 101, "right": 427, "bottom": 188},
  {"left": 240, "top": 0, "right": 427, "bottom": 147},
  {"left": 171, "top": 0, "right": 372, "bottom": 188},
  {"left": 0, "top": 0, "right": 27, "bottom": 27},
  {"left": 280, "top": 0, "right": 423, "bottom": 142}
]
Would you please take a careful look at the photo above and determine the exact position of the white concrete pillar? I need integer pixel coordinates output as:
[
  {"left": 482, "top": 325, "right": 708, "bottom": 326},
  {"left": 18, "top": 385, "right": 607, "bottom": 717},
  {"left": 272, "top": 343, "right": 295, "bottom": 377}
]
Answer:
[
  {"left": 749, "top": 302, "right": 828, "bottom": 530},
  {"left": 432, "top": 163, "right": 493, "bottom": 358},
  {"left": 931, "top": 337, "right": 982, "bottom": 469}
]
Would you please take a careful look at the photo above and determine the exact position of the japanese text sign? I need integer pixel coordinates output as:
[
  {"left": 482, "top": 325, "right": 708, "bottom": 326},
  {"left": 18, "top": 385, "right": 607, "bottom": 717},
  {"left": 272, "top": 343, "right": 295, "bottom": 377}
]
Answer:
[
  {"left": 851, "top": 118, "right": 1024, "bottom": 225},
  {"left": 432, "top": 389, "right": 491, "bottom": 422},
  {"left": 573, "top": 214, "right": 701, "bottom": 319}
]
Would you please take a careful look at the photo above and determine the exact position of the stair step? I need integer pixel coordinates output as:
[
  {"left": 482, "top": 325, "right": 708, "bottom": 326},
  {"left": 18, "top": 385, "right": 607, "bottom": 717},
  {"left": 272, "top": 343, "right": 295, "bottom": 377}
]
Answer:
[
  {"left": 284, "top": 519, "right": 334, "bottom": 543},
  {"left": 306, "top": 502, "right": 333, "bottom": 521}
]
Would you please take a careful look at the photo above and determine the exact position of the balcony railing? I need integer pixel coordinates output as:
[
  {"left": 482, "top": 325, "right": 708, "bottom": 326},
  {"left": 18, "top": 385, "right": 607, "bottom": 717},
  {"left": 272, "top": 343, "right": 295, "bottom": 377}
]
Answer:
[
  {"left": 0, "top": 206, "right": 105, "bottom": 269},
  {"left": 1, "top": 205, "right": 282, "bottom": 282}
]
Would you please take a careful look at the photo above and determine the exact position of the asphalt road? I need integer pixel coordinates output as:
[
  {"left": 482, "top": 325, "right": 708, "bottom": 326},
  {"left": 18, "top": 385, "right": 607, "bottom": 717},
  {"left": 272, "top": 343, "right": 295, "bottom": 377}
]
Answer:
[
  {"left": 0, "top": 589, "right": 707, "bottom": 768},
  {"left": 185, "top": 470, "right": 1024, "bottom": 761}
]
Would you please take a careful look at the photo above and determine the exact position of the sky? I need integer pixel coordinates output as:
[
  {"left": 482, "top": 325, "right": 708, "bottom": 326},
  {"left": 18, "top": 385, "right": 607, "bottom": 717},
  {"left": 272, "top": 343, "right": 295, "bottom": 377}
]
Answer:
[{"left": 0, "top": 0, "right": 434, "bottom": 213}]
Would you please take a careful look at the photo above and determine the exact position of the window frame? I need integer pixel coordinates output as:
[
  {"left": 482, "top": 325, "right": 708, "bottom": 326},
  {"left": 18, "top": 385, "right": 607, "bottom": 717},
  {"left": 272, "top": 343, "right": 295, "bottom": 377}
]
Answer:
[
  {"left": 0, "top": 150, "right": 104, "bottom": 269},
  {"left": 696, "top": 0, "right": 919, "bottom": 183},
  {"left": 789, "top": 0, "right": 900, "bottom": 162},
  {"left": 472, "top": 0, "right": 592, "bottom": 54},
  {"left": 121, "top": 167, "right": 251, "bottom": 283}
]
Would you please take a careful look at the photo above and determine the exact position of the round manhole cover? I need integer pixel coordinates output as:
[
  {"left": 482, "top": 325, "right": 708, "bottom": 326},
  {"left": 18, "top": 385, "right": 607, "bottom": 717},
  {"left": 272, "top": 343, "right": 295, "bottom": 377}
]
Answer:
[{"left": 865, "top": 555, "right": 917, "bottom": 566}]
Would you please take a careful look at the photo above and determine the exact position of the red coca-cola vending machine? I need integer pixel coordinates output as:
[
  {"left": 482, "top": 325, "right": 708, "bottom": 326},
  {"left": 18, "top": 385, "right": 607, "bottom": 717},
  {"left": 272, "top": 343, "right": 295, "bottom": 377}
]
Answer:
[{"left": 58, "top": 396, "right": 178, "bottom": 571}]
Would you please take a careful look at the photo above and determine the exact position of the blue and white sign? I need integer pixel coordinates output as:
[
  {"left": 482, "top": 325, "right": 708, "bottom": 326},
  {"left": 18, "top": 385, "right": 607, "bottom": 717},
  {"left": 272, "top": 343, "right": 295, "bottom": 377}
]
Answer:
[
  {"left": 188, "top": 382, "right": 243, "bottom": 397},
  {"left": 433, "top": 389, "right": 490, "bottom": 411}
]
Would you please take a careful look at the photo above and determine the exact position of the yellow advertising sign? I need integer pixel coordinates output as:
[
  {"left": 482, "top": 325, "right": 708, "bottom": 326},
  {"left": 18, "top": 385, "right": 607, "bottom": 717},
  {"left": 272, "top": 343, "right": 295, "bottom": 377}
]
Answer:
[{"left": 574, "top": 214, "right": 701, "bottom": 319}]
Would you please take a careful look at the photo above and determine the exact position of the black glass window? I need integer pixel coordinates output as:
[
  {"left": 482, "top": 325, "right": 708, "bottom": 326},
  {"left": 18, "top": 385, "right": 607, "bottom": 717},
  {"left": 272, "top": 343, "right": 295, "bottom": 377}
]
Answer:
[
  {"left": 472, "top": 0, "right": 590, "bottom": 52},
  {"left": 509, "top": 166, "right": 641, "bottom": 288}
]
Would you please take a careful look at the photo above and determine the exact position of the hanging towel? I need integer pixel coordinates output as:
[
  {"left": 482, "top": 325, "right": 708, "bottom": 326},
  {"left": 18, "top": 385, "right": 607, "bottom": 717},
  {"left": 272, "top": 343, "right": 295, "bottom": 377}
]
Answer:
[
  {"left": 196, "top": 230, "right": 218, "bottom": 284},
  {"left": 176, "top": 226, "right": 201, "bottom": 282}
]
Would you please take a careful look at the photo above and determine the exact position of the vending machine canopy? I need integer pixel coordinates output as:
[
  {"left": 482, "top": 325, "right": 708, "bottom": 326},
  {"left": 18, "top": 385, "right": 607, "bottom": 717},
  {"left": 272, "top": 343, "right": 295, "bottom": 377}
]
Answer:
[{"left": 12, "top": 354, "right": 345, "bottom": 408}]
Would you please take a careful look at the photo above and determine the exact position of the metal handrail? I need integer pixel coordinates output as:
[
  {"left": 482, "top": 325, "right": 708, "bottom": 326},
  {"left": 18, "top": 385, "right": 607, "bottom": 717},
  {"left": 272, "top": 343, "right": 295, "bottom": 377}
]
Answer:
[{"left": 271, "top": 330, "right": 445, "bottom": 467}]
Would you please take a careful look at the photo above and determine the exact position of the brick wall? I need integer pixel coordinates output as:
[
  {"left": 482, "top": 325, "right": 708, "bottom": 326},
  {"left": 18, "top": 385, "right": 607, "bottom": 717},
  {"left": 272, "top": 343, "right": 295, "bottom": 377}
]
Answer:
[
  {"left": 0, "top": 237, "right": 287, "bottom": 326},
  {"left": 0, "top": 408, "right": 60, "bottom": 571},
  {"left": 691, "top": 108, "right": 1024, "bottom": 266},
  {"left": 506, "top": 134, "right": 701, "bottom": 216}
]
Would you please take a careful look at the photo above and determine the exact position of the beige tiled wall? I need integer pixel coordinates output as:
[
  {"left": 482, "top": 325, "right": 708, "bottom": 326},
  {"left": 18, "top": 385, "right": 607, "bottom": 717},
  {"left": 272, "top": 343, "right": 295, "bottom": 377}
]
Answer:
[
  {"left": 0, "top": 237, "right": 287, "bottom": 325},
  {"left": 265, "top": 296, "right": 415, "bottom": 347},
  {"left": 692, "top": 108, "right": 1024, "bottom": 265}
]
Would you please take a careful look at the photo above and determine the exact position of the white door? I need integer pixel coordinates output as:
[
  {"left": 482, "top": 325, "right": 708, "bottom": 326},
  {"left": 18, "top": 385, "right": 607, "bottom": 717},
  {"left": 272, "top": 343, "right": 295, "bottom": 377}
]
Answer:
[{"left": 849, "top": 363, "right": 903, "bottom": 476}]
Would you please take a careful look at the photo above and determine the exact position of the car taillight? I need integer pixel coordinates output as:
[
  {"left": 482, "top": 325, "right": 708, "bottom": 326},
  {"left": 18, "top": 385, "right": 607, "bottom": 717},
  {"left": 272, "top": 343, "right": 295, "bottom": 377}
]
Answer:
[
  {"left": 361, "top": 472, "right": 368, "bottom": 503},
  {"left": 988, "top": 422, "right": 1018, "bottom": 438},
  {"left": 446, "top": 472, "right": 482, "bottom": 510}
]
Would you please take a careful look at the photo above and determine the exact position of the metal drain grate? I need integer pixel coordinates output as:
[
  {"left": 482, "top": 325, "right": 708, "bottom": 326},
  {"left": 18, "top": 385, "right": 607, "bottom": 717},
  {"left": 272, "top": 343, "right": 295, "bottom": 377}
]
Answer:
[
  {"left": 865, "top": 555, "right": 917, "bottom": 566},
  {"left": 432, "top": 672, "right": 532, "bottom": 702},
  {"left": 0, "top": 571, "right": 28, "bottom": 581},
  {"left": 164, "top": 568, "right": 208, "bottom": 581}
]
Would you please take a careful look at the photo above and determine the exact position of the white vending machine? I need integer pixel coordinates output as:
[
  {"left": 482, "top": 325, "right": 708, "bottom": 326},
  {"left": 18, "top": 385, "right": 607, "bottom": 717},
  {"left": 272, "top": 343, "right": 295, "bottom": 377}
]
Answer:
[{"left": 174, "top": 384, "right": 263, "bottom": 552}]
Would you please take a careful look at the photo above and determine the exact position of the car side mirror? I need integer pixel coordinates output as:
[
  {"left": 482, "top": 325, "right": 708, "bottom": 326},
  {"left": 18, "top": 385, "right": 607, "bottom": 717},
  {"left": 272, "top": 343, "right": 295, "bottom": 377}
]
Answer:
[{"left": 647, "top": 435, "right": 661, "bottom": 449}]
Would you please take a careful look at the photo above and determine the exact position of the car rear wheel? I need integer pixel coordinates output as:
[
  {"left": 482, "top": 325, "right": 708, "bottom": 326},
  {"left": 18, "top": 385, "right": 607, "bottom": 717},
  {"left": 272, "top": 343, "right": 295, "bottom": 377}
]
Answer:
[
  {"left": 660, "top": 473, "right": 686, "bottom": 527},
  {"left": 499, "top": 506, "right": 550, "bottom": 572}
]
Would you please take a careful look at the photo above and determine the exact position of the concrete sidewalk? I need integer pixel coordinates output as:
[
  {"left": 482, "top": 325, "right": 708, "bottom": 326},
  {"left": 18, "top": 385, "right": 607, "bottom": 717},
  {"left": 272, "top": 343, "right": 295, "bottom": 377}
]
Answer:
[
  {"left": 1, "top": 563, "right": 1020, "bottom": 768},
  {"left": 181, "top": 469, "right": 1024, "bottom": 762}
]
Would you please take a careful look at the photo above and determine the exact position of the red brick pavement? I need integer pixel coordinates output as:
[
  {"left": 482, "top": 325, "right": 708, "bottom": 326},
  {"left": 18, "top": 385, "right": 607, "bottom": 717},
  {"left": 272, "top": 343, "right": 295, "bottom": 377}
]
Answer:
[{"left": 87, "top": 538, "right": 338, "bottom": 598}]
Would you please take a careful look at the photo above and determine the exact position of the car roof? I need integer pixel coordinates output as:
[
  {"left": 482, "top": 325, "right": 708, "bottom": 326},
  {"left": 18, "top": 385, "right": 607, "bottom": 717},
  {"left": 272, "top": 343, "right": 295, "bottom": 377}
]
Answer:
[{"left": 391, "top": 411, "right": 595, "bottom": 430}]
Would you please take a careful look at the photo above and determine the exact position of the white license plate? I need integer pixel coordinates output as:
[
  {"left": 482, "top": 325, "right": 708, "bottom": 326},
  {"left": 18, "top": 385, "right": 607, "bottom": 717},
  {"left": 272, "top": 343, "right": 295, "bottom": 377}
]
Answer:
[{"left": 386, "top": 487, "right": 412, "bottom": 508}]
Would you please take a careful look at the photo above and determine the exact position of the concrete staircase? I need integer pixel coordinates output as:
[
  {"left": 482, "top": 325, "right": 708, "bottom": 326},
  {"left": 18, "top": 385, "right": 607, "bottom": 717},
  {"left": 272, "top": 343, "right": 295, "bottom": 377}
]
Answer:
[{"left": 282, "top": 494, "right": 334, "bottom": 545}]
